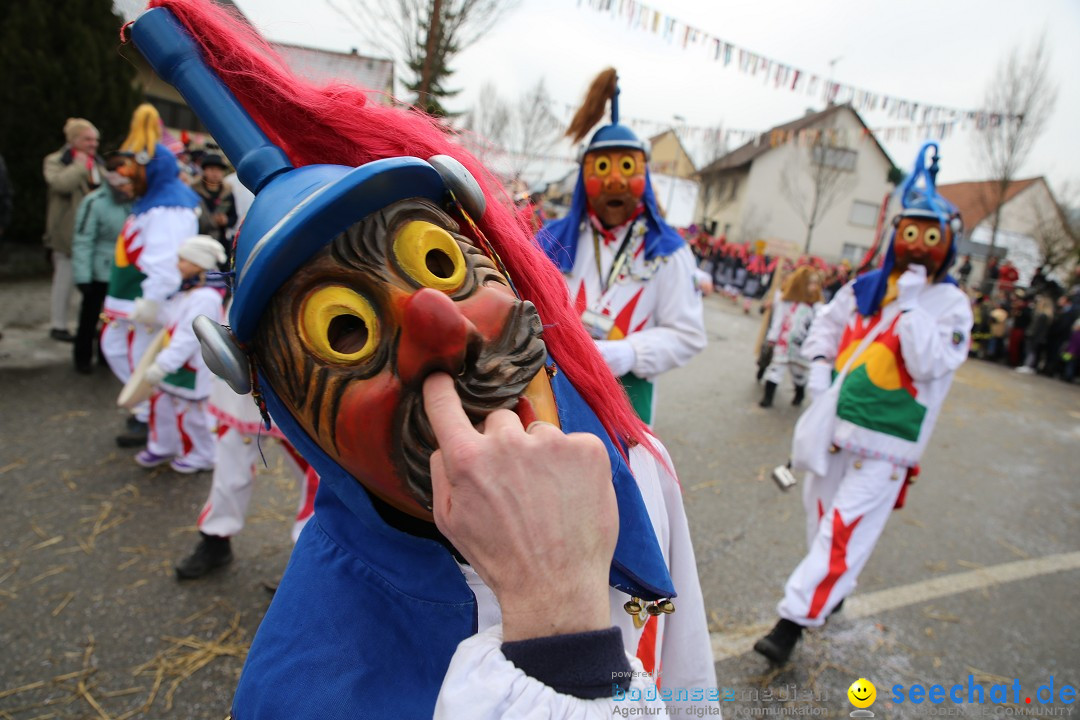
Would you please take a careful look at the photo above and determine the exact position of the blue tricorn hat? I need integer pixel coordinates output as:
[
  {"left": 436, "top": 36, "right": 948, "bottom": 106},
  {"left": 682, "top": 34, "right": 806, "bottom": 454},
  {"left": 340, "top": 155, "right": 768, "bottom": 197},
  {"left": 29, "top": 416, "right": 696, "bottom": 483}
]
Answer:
[{"left": 130, "top": 8, "right": 486, "bottom": 394}]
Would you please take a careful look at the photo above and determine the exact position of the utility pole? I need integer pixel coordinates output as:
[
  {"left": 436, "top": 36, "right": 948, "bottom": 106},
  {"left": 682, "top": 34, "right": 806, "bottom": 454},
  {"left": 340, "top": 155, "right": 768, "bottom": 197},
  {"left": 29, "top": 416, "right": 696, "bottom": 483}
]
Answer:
[
  {"left": 825, "top": 56, "right": 841, "bottom": 107},
  {"left": 418, "top": 0, "right": 443, "bottom": 110}
]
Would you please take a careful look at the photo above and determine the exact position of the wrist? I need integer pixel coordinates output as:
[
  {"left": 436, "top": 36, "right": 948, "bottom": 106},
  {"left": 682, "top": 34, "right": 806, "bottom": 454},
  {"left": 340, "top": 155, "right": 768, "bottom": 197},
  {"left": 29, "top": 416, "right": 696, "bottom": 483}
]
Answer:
[{"left": 500, "top": 575, "right": 611, "bottom": 642}]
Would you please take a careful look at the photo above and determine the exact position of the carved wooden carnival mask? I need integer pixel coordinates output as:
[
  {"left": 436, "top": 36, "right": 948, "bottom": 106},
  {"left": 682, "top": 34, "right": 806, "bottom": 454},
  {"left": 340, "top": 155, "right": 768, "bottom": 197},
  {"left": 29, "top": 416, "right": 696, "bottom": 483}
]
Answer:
[
  {"left": 253, "top": 199, "right": 555, "bottom": 520},
  {"left": 894, "top": 215, "right": 954, "bottom": 278},
  {"left": 583, "top": 149, "right": 647, "bottom": 228}
]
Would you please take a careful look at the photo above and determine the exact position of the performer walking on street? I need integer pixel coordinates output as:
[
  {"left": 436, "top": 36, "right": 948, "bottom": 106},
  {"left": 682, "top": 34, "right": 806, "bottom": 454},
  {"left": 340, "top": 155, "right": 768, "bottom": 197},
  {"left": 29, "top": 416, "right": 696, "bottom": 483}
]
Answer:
[
  {"left": 755, "top": 142, "right": 973, "bottom": 664},
  {"left": 539, "top": 68, "right": 706, "bottom": 425}
]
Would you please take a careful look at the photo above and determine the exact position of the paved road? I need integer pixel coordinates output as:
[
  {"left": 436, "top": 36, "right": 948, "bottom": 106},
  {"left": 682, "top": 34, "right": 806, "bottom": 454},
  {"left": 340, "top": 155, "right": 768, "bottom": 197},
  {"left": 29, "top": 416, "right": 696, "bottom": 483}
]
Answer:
[{"left": 1, "top": 285, "right": 1077, "bottom": 719}]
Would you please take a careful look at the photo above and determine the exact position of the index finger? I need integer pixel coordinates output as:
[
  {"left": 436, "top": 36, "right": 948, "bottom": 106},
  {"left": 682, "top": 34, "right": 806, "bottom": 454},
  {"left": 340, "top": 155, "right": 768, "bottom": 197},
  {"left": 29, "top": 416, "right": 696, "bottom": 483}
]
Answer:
[{"left": 422, "top": 372, "right": 479, "bottom": 449}]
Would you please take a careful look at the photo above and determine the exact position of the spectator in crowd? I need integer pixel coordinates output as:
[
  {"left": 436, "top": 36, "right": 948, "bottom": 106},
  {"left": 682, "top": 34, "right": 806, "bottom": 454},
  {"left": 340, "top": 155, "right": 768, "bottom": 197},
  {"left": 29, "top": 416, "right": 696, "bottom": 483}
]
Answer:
[
  {"left": 1008, "top": 292, "right": 1032, "bottom": 367},
  {"left": 1061, "top": 317, "right": 1080, "bottom": 384},
  {"left": 998, "top": 260, "right": 1020, "bottom": 297},
  {"left": 987, "top": 303, "right": 1009, "bottom": 362},
  {"left": 1044, "top": 290, "right": 1080, "bottom": 378},
  {"left": 70, "top": 154, "right": 133, "bottom": 374},
  {"left": 957, "top": 254, "right": 973, "bottom": 287},
  {"left": 982, "top": 255, "right": 1000, "bottom": 296},
  {"left": 1017, "top": 295, "right": 1054, "bottom": 374},
  {"left": 43, "top": 118, "right": 105, "bottom": 342},
  {"left": 192, "top": 152, "right": 236, "bottom": 266},
  {"left": 1029, "top": 266, "right": 1049, "bottom": 295}
]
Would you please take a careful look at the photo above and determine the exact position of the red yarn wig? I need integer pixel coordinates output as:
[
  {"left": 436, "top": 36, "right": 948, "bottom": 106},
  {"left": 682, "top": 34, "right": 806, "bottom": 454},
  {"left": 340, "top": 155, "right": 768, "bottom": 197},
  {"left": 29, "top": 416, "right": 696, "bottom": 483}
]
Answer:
[{"left": 145, "top": 0, "right": 654, "bottom": 457}]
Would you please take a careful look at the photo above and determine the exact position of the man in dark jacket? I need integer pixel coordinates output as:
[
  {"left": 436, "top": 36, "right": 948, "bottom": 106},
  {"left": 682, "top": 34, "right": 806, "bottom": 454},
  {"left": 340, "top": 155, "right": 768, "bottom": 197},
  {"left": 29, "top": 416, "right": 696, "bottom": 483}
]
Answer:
[{"left": 191, "top": 153, "right": 236, "bottom": 266}]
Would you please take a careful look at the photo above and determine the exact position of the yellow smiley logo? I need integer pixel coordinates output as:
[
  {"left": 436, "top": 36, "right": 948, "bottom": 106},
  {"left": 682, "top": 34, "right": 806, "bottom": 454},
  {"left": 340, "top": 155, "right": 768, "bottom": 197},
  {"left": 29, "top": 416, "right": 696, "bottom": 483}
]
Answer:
[{"left": 848, "top": 678, "right": 877, "bottom": 709}]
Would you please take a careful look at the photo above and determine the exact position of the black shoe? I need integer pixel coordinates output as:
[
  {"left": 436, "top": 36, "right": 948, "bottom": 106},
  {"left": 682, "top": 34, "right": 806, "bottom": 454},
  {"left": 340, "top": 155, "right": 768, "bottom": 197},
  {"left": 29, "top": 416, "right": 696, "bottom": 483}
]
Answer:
[
  {"left": 115, "top": 419, "right": 149, "bottom": 448},
  {"left": 753, "top": 619, "right": 803, "bottom": 664},
  {"left": 759, "top": 381, "right": 777, "bottom": 408},
  {"left": 50, "top": 328, "right": 76, "bottom": 342},
  {"left": 792, "top": 385, "right": 805, "bottom": 406},
  {"left": 175, "top": 533, "right": 233, "bottom": 580}
]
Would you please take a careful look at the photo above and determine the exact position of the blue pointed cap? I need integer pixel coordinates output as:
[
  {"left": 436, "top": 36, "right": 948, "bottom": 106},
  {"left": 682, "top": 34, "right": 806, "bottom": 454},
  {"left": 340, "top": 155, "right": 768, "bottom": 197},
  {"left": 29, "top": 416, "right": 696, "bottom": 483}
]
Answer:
[{"left": 585, "top": 81, "right": 649, "bottom": 156}]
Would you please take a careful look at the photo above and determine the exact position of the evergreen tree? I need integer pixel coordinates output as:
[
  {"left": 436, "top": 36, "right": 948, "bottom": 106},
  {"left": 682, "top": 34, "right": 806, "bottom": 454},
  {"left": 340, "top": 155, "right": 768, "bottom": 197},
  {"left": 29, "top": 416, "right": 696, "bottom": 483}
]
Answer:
[{"left": 0, "top": 0, "right": 140, "bottom": 248}]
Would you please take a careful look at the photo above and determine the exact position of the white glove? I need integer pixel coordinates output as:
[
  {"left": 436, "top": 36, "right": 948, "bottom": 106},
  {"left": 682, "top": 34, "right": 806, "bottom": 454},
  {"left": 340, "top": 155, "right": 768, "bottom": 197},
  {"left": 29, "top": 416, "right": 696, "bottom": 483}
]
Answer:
[
  {"left": 594, "top": 339, "right": 636, "bottom": 378},
  {"left": 807, "top": 360, "right": 833, "bottom": 400},
  {"left": 131, "top": 297, "right": 161, "bottom": 326},
  {"left": 144, "top": 362, "right": 167, "bottom": 387},
  {"left": 693, "top": 268, "right": 714, "bottom": 296},
  {"left": 897, "top": 264, "right": 928, "bottom": 311}
]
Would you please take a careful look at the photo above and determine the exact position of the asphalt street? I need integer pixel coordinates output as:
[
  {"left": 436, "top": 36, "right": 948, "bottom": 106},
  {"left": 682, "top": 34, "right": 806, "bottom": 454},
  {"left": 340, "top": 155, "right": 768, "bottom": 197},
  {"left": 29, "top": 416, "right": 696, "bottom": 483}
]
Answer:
[{"left": 1, "top": 281, "right": 1078, "bottom": 719}]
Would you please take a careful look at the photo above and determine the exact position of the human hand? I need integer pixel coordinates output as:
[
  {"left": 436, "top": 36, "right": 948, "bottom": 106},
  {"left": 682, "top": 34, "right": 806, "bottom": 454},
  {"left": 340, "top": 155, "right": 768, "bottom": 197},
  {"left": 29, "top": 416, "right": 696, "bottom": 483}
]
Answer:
[
  {"left": 213, "top": 212, "right": 228, "bottom": 227},
  {"left": 897, "top": 264, "right": 928, "bottom": 311},
  {"left": 144, "top": 362, "right": 167, "bottom": 387},
  {"left": 594, "top": 339, "right": 636, "bottom": 378},
  {"left": 422, "top": 373, "right": 618, "bottom": 642},
  {"left": 131, "top": 297, "right": 160, "bottom": 326}
]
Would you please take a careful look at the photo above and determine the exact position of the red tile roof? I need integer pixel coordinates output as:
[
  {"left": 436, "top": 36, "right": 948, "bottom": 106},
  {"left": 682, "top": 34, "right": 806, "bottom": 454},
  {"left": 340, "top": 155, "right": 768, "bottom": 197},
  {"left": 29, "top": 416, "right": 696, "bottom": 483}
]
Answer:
[{"left": 937, "top": 177, "right": 1042, "bottom": 229}]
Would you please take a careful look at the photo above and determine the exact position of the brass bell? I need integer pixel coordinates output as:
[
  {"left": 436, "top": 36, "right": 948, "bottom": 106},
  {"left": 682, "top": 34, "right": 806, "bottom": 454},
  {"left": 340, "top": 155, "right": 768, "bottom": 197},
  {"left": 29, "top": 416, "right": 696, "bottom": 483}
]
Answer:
[
  {"left": 623, "top": 599, "right": 642, "bottom": 615},
  {"left": 646, "top": 603, "right": 663, "bottom": 617},
  {"left": 657, "top": 599, "right": 675, "bottom": 614}
]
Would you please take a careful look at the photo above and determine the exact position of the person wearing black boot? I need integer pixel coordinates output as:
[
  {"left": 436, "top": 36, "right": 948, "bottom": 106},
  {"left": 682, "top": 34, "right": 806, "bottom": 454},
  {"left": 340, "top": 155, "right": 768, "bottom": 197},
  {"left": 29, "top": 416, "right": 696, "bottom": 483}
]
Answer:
[
  {"left": 754, "top": 142, "right": 971, "bottom": 666},
  {"left": 759, "top": 380, "right": 777, "bottom": 408},
  {"left": 792, "top": 385, "right": 805, "bottom": 406},
  {"left": 759, "top": 266, "right": 822, "bottom": 409},
  {"left": 116, "top": 416, "right": 149, "bottom": 448},
  {"left": 175, "top": 531, "right": 233, "bottom": 579},
  {"left": 754, "top": 619, "right": 803, "bottom": 663}
]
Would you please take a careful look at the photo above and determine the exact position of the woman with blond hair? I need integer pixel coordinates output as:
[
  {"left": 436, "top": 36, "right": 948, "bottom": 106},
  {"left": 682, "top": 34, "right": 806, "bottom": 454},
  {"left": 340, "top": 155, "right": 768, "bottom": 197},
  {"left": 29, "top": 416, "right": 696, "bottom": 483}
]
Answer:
[
  {"left": 43, "top": 117, "right": 105, "bottom": 341},
  {"left": 760, "top": 265, "right": 824, "bottom": 407}
]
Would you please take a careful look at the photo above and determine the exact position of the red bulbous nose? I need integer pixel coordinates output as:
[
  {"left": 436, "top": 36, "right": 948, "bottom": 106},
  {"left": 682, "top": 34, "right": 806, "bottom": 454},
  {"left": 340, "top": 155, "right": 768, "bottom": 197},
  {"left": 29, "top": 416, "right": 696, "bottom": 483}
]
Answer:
[{"left": 397, "top": 288, "right": 479, "bottom": 386}]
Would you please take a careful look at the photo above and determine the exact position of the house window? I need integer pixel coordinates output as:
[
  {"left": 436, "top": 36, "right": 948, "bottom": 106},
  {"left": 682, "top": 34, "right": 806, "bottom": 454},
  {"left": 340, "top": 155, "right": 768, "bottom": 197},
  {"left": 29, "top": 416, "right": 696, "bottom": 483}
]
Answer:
[
  {"left": 841, "top": 243, "right": 868, "bottom": 264},
  {"left": 849, "top": 200, "right": 879, "bottom": 228},
  {"left": 812, "top": 145, "right": 857, "bottom": 171}
]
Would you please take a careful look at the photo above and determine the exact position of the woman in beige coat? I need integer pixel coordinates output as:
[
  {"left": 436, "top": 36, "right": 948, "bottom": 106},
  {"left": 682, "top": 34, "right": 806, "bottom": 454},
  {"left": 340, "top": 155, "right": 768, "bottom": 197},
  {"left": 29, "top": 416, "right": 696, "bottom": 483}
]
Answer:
[{"left": 43, "top": 118, "right": 105, "bottom": 341}]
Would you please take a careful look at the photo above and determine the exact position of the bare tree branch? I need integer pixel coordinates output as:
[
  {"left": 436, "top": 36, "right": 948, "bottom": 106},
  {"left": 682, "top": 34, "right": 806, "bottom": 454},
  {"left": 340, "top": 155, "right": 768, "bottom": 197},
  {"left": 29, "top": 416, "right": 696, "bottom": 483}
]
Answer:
[
  {"left": 328, "top": 0, "right": 519, "bottom": 112},
  {"left": 977, "top": 35, "right": 1058, "bottom": 276},
  {"left": 780, "top": 123, "right": 855, "bottom": 255},
  {"left": 505, "top": 78, "right": 561, "bottom": 183},
  {"left": 1029, "top": 181, "right": 1080, "bottom": 274}
]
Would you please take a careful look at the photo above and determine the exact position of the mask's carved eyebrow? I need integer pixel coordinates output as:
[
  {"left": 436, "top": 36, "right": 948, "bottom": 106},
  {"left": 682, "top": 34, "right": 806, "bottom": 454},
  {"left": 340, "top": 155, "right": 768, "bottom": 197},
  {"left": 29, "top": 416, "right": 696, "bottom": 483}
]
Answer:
[{"left": 329, "top": 198, "right": 468, "bottom": 283}]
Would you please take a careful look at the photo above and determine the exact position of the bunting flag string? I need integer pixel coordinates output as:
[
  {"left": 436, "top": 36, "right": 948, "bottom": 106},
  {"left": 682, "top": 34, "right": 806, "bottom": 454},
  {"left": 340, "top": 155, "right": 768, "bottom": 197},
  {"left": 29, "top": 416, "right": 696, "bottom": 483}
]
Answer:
[{"left": 578, "top": 0, "right": 1014, "bottom": 129}]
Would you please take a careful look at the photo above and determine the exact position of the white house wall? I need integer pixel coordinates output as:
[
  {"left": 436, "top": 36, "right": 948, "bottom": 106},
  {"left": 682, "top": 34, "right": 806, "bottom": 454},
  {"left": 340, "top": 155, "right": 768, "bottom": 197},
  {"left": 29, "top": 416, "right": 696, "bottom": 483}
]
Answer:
[
  {"left": 969, "top": 183, "right": 1064, "bottom": 285},
  {"left": 740, "top": 109, "right": 893, "bottom": 261}
]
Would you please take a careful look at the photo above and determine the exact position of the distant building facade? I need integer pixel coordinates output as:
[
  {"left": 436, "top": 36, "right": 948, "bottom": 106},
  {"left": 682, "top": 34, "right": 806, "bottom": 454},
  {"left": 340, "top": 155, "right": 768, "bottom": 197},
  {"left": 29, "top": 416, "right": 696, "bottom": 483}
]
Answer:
[{"left": 695, "top": 104, "right": 895, "bottom": 262}]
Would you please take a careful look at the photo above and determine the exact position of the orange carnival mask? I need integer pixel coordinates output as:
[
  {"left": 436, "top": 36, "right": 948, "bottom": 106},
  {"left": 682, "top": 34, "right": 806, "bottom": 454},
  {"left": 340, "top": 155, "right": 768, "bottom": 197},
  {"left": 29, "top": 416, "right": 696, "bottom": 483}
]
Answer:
[
  {"left": 893, "top": 215, "right": 954, "bottom": 278},
  {"left": 583, "top": 149, "right": 646, "bottom": 228}
]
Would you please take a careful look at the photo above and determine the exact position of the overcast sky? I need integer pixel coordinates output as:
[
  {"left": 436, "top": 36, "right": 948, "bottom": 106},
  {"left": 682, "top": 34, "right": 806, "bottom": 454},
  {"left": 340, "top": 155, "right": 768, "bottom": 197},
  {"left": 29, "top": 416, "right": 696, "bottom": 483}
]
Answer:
[{"left": 234, "top": 0, "right": 1079, "bottom": 193}]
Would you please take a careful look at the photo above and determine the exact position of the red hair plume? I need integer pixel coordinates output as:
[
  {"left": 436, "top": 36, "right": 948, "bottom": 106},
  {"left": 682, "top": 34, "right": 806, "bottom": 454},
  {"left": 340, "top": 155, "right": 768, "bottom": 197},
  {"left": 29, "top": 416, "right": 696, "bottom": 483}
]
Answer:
[{"left": 143, "top": 0, "right": 656, "bottom": 460}]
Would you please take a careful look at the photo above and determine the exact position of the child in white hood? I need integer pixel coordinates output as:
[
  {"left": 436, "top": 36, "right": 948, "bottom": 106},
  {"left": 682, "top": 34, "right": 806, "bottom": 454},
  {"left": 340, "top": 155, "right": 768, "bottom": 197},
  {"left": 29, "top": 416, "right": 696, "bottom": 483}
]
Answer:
[{"left": 135, "top": 235, "right": 227, "bottom": 473}]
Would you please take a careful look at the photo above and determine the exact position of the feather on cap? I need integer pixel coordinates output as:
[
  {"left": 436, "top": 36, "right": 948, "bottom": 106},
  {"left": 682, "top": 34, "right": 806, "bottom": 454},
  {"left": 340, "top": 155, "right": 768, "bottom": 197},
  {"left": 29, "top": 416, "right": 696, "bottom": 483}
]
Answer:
[{"left": 566, "top": 68, "right": 648, "bottom": 156}]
